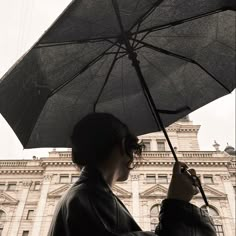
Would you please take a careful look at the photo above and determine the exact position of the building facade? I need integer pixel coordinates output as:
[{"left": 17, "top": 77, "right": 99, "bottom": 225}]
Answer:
[{"left": 0, "top": 118, "right": 235, "bottom": 236}]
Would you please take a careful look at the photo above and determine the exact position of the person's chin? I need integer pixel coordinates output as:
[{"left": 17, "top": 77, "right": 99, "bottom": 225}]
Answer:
[{"left": 117, "top": 171, "right": 130, "bottom": 181}]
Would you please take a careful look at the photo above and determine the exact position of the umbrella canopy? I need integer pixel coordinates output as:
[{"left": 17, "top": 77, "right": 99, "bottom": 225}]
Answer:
[{"left": 0, "top": 0, "right": 235, "bottom": 148}]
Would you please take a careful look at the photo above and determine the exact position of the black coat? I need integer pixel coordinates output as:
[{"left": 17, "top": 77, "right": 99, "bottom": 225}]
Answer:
[{"left": 48, "top": 167, "right": 216, "bottom": 236}]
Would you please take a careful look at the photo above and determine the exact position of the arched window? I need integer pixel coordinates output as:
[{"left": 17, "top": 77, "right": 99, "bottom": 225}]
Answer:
[
  {"left": 0, "top": 210, "right": 6, "bottom": 221},
  {"left": 201, "top": 206, "right": 224, "bottom": 236},
  {"left": 150, "top": 205, "right": 160, "bottom": 232},
  {"left": 201, "top": 205, "right": 219, "bottom": 217}
]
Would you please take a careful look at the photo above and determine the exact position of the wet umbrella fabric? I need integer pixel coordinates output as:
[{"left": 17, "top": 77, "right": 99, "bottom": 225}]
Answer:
[{"left": 0, "top": 0, "right": 235, "bottom": 148}]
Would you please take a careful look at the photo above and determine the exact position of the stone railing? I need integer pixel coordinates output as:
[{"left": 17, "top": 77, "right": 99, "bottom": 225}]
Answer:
[
  {"left": 0, "top": 161, "right": 28, "bottom": 167},
  {"left": 141, "top": 151, "right": 221, "bottom": 159},
  {"left": 142, "top": 152, "right": 171, "bottom": 158},
  {"left": 181, "top": 151, "right": 214, "bottom": 158},
  {"left": 48, "top": 151, "right": 222, "bottom": 159},
  {"left": 58, "top": 152, "right": 72, "bottom": 158}
]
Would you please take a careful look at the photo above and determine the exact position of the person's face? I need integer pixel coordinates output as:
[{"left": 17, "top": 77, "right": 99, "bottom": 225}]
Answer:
[{"left": 116, "top": 140, "right": 134, "bottom": 181}]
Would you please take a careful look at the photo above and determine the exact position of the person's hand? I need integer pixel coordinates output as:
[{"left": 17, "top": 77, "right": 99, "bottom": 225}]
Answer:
[{"left": 167, "top": 162, "right": 199, "bottom": 202}]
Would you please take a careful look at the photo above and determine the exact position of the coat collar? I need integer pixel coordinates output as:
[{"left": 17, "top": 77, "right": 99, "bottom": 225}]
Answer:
[{"left": 76, "top": 166, "right": 113, "bottom": 194}]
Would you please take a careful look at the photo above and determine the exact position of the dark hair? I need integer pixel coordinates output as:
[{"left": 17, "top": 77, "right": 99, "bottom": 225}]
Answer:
[{"left": 70, "top": 113, "right": 142, "bottom": 167}]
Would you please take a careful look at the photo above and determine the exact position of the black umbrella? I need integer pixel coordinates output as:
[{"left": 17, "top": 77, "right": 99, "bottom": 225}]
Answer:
[{"left": 0, "top": 0, "right": 235, "bottom": 205}]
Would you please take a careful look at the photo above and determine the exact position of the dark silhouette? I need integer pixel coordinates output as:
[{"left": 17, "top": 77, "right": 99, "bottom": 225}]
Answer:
[{"left": 48, "top": 113, "right": 216, "bottom": 236}]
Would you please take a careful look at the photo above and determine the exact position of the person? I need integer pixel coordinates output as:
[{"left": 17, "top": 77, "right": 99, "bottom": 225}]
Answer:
[{"left": 48, "top": 112, "right": 216, "bottom": 236}]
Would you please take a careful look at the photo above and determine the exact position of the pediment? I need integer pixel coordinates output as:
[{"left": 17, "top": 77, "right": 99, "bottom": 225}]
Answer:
[
  {"left": 194, "top": 185, "right": 226, "bottom": 199},
  {"left": 48, "top": 184, "right": 71, "bottom": 198},
  {"left": 140, "top": 184, "right": 168, "bottom": 198},
  {"left": 0, "top": 192, "right": 18, "bottom": 205},
  {"left": 112, "top": 185, "right": 132, "bottom": 198}
]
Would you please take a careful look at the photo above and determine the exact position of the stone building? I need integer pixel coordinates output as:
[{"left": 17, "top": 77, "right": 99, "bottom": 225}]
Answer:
[{"left": 0, "top": 117, "right": 235, "bottom": 236}]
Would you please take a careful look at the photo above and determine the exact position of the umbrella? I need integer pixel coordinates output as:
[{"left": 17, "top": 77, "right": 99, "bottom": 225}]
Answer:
[
  {"left": 0, "top": 0, "right": 235, "bottom": 149},
  {"left": 1, "top": 0, "right": 235, "bottom": 208}
]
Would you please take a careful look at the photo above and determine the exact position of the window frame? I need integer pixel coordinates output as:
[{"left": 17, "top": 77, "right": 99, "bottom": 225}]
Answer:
[
  {"left": 142, "top": 140, "right": 151, "bottom": 151},
  {"left": 7, "top": 182, "right": 17, "bottom": 191},
  {"left": 150, "top": 204, "right": 160, "bottom": 231},
  {"left": 71, "top": 175, "right": 79, "bottom": 183},
  {"left": 26, "top": 210, "right": 34, "bottom": 220},
  {"left": 22, "top": 230, "right": 29, "bottom": 236},
  {"left": 203, "top": 175, "right": 214, "bottom": 184},
  {"left": 215, "top": 224, "right": 224, "bottom": 236},
  {"left": 158, "top": 175, "right": 168, "bottom": 184},
  {"left": 146, "top": 174, "right": 156, "bottom": 184},
  {"left": 34, "top": 182, "right": 40, "bottom": 191},
  {"left": 0, "top": 183, "right": 5, "bottom": 191},
  {"left": 0, "top": 210, "right": 6, "bottom": 221},
  {"left": 59, "top": 175, "right": 69, "bottom": 184},
  {"left": 157, "top": 140, "right": 165, "bottom": 151}
]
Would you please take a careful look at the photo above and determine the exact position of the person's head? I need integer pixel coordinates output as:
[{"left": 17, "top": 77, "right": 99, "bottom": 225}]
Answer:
[{"left": 71, "top": 112, "right": 143, "bottom": 180}]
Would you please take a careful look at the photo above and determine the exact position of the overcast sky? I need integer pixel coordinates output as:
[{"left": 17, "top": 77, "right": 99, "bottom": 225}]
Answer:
[{"left": 0, "top": 0, "right": 235, "bottom": 160}]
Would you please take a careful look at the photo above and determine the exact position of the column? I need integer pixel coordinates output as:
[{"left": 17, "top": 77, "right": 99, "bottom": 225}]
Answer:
[
  {"left": 221, "top": 175, "right": 235, "bottom": 223},
  {"left": 9, "top": 181, "right": 31, "bottom": 236},
  {"left": 131, "top": 174, "right": 140, "bottom": 224},
  {"left": 221, "top": 175, "right": 235, "bottom": 236},
  {"left": 31, "top": 174, "right": 52, "bottom": 236}
]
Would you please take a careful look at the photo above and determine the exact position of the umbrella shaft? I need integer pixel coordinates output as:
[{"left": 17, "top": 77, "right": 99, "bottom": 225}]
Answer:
[{"left": 112, "top": 0, "right": 208, "bottom": 207}]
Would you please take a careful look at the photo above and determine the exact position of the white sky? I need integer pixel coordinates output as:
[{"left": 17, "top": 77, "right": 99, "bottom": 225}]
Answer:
[{"left": 0, "top": 0, "right": 235, "bottom": 160}]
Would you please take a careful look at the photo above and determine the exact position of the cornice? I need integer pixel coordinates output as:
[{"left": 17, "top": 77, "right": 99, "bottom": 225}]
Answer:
[
  {"left": 0, "top": 152, "right": 232, "bottom": 170},
  {"left": 41, "top": 161, "right": 75, "bottom": 167},
  {"left": 0, "top": 169, "right": 44, "bottom": 175},
  {"left": 135, "top": 161, "right": 229, "bottom": 167},
  {"left": 166, "top": 124, "right": 200, "bottom": 133}
]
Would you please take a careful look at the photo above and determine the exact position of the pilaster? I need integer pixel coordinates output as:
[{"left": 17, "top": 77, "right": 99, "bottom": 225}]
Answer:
[
  {"left": 31, "top": 174, "right": 52, "bottom": 236},
  {"left": 131, "top": 174, "right": 140, "bottom": 224},
  {"left": 221, "top": 174, "right": 235, "bottom": 224},
  {"left": 9, "top": 181, "right": 31, "bottom": 236}
]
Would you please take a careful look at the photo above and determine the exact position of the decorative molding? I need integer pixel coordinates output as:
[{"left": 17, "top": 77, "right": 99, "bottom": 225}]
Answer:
[
  {"left": 22, "top": 181, "right": 32, "bottom": 188},
  {"left": 140, "top": 184, "right": 168, "bottom": 198},
  {"left": 44, "top": 174, "right": 53, "bottom": 182},
  {"left": 130, "top": 174, "right": 139, "bottom": 181},
  {"left": 25, "top": 201, "right": 38, "bottom": 206},
  {"left": 194, "top": 185, "right": 227, "bottom": 199},
  {"left": 112, "top": 185, "right": 132, "bottom": 198},
  {"left": 0, "top": 169, "right": 44, "bottom": 175},
  {"left": 41, "top": 161, "right": 75, "bottom": 167},
  {"left": 0, "top": 192, "right": 18, "bottom": 205},
  {"left": 221, "top": 175, "right": 231, "bottom": 181},
  {"left": 48, "top": 184, "right": 71, "bottom": 198}
]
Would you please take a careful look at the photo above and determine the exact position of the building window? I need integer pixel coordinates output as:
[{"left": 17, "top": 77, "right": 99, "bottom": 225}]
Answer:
[
  {"left": 215, "top": 225, "right": 224, "bottom": 236},
  {"left": 157, "top": 141, "right": 165, "bottom": 151},
  {"left": 71, "top": 175, "right": 79, "bottom": 183},
  {"left": 7, "top": 183, "right": 17, "bottom": 191},
  {"left": 158, "top": 175, "right": 168, "bottom": 184},
  {"left": 201, "top": 206, "right": 224, "bottom": 236},
  {"left": 22, "top": 231, "right": 29, "bottom": 236},
  {"left": 146, "top": 174, "right": 156, "bottom": 184},
  {"left": 143, "top": 141, "right": 151, "bottom": 151},
  {"left": 26, "top": 210, "right": 34, "bottom": 220},
  {"left": 150, "top": 205, "right": 160, "bottom": 232},
  {"left": 34, "top": 182, "right": 40, "bottom": 191},
  {"left": 0, "top": 184, "right": 5, "bottom": 191},
  {"left": 59, "top": 175, "right": 69, "bottom": 183},
  {"left": 0, "top": 210, "right": 6, "bottom": 221},
  {"left": 203, "top": 176, "right": 213, "bottom": 184},
  {"left": 201, "top": 205, "right": 219, "bottom": 217}
]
